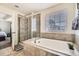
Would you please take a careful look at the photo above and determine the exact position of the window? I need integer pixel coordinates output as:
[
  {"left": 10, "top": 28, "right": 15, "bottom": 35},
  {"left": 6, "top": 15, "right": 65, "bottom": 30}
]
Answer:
[
  {"left": 32, "top": 16, "right": 36, "bottom": 31},
  {"left": 45, "top": 10, "right": 67, "bottom": 32}
]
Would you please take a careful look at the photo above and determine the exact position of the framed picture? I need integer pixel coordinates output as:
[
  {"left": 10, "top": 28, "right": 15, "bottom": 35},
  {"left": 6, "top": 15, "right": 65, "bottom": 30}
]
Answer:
[{"left": 72, "top": 10, "right": 79, "bottom": 30}]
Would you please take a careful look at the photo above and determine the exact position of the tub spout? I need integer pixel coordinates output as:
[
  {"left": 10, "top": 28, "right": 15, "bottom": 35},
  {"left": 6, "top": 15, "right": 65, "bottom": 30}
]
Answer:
[{"left": 34, "top": 38, "right": 37, "bottom": 43}]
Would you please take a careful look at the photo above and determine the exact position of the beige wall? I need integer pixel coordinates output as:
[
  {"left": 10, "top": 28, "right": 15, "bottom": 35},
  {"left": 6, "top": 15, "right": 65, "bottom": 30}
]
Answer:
[
  {"left": 0, "top": 5, "right": 25, "bottom": 50},
  {"left": 0, "top": 21, "right": 10, "bottom": 33},
  {"left": 40, "top": 3, "right": 76, "bottom": 34}
]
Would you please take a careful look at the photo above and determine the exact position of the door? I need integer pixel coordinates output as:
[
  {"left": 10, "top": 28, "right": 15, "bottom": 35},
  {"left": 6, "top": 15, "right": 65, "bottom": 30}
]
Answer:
[{"left": 18, "top": 15, "right": 28, "bottom": 43}]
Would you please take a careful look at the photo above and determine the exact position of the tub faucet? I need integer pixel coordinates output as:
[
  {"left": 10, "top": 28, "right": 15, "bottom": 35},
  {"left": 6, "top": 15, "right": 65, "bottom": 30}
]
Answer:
[
  {"left": 34, "top": 38, "right": 37, "bottom": 43},
  {"left": 34, "top": 37, "right": 39, "bottom": 43}
]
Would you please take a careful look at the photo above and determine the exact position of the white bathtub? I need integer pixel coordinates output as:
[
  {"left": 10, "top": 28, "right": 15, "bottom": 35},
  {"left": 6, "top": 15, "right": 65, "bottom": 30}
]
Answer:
[{"left": 23, "top": 38, "right": 79, "bottom": 56}]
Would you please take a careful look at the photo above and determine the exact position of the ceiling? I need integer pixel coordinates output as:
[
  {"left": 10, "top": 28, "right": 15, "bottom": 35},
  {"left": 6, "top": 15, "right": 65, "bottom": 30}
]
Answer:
[
  {"left": 0, "top": 3, "right": 57, "bottom": 14},
  {"left": 0, "top": 12, "right": 11, "bottom": 20}
]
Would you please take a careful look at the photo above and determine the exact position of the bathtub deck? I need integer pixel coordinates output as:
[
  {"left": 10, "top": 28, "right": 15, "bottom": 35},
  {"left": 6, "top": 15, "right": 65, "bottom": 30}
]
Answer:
[{"left": 23, "top": 38, "right": 79, "bottom": 56}]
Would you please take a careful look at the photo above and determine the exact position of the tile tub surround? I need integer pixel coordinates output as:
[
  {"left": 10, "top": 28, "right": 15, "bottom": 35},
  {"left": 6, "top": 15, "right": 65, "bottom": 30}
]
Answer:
[{"left": 40, "top": 33, "right": 75, "bottom": 42}]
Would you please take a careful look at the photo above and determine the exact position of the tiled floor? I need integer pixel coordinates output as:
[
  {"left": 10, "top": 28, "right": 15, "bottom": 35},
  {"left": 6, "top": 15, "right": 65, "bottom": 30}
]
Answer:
[{"left": 0, "top": 47, "right": 25, "bottom": 56}]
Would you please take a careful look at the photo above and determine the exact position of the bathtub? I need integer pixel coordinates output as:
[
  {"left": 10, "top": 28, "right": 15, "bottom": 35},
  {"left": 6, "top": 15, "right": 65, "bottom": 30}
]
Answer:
[{"left": 23, "top": 38, "right": 79, "bottom": 56}]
